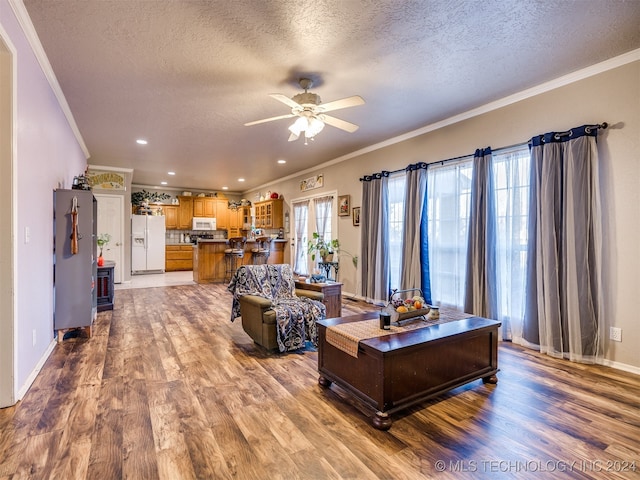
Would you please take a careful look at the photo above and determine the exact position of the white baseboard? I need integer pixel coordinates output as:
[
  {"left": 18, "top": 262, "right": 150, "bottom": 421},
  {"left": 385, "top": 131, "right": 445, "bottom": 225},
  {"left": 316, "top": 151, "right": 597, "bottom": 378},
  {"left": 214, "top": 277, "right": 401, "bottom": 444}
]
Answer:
[
  {"left": 15, "top": 338, "right": 56, "bottom": 401},
  {"left": 598, "top": 358, "right": 640, "bottom": 376}
]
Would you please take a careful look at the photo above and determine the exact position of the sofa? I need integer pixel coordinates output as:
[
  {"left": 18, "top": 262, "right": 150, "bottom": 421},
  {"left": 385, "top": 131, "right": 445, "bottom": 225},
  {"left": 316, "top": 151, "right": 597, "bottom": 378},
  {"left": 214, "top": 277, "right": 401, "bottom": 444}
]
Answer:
[{"left": 228, "top": 264, "right": 326, "bottom": 352}]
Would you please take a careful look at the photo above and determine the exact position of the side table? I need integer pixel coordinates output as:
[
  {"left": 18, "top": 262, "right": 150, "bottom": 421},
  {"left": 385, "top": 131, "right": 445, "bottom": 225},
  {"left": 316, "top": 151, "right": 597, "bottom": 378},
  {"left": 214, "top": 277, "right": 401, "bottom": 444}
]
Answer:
[
  {"left": 97, "top": 260, "right": 115, "bottom": 312},
  {"left": 295, "top": 280, "right": 342, "bottom": 318}
]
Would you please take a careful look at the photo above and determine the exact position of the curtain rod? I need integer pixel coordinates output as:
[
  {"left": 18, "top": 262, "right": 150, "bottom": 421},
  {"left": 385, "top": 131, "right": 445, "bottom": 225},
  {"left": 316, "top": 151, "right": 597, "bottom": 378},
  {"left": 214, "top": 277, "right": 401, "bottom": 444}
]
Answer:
[
  {"left": 546, "top": 122, "right": 608, "bottom": 141},
  {"left": 359, "top": 122, "right": 608, "bottom": 181}
]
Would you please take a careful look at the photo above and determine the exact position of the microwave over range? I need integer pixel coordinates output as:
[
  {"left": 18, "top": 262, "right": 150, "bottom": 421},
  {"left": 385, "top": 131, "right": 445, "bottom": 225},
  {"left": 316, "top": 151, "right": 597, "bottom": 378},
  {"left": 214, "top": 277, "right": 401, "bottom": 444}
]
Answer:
[{"left": 192, "top": 217, "right": 217, "bottom": 230}]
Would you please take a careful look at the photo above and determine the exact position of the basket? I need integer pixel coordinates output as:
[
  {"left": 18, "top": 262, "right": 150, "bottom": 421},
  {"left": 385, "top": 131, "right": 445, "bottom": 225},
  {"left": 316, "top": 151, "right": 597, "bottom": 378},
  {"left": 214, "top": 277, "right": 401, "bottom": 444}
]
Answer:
[{"left": 383, "top": 288, "right": 430, "bottom": 325}]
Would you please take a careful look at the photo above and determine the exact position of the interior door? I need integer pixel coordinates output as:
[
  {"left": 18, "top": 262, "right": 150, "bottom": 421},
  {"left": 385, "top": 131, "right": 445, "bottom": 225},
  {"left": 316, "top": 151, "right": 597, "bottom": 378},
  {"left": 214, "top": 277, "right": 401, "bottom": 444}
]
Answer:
[{"left": 95, "top": 194, "right": 124, "bottom": 283}]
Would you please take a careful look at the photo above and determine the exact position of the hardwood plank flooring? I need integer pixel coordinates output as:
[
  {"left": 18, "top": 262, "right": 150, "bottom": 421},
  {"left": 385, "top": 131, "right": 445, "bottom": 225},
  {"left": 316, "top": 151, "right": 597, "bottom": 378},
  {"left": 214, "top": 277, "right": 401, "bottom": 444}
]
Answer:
[{"left": 1, "top": 283, "right": 638, "bottom": 479}]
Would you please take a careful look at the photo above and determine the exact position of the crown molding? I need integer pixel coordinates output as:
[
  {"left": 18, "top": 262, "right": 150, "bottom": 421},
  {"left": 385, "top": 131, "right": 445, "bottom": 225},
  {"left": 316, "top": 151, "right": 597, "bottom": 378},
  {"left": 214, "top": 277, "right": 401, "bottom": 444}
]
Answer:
[
  {"left": 8, "top": 0, "right": 90, "bottom": 159},
  {"left": 249, "top": 47, "right": 640, "bottom": 194}
]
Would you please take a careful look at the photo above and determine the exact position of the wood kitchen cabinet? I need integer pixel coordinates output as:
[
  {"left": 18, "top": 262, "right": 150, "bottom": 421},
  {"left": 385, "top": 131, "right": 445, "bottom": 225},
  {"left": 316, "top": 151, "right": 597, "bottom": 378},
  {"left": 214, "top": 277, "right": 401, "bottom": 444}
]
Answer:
[
  {"left": 254, "top": 199, "right": 283, "bottom": 229},
  {"left": 166, "top": 245, "right": 194, "bottom": 271},
  {"left": 178, "top": 196, "right": 194, "bottom": 229},
  {"left": 193, "top": 197, "right": 216, "bottom": 217},
  {"left": 228, "top": 206, "right": 248, "bottom": 237},
  {"left": 164, "top": 205, "right": 179, "bottom": 229},
  {"left": 215, "top": 199, "right": 229, "bottom": 229}
]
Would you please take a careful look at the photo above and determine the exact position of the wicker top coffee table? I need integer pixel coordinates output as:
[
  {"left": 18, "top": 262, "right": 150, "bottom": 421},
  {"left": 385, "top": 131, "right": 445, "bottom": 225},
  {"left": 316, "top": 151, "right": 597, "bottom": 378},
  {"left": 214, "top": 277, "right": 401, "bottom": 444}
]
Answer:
[{"left": 317, "top": 310, "right": 501, "bottom": 430}]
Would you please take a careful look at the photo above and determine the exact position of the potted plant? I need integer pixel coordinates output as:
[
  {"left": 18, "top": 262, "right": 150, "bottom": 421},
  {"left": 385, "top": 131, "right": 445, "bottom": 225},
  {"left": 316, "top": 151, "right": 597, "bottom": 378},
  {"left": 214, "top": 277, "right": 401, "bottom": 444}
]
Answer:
[
  {"left": 96, "top": 233, "right": 111, "bottom": 266},
  {"left": 307, "top": 232, "right": 340, "bottom": 262}
]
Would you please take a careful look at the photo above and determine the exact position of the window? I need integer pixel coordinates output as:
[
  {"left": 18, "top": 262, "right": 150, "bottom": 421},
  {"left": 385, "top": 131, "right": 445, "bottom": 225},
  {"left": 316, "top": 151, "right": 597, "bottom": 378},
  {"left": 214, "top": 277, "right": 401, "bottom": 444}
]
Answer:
[
  {"left": 492, "top": 146, "right": 530, "bottom": 340},
  {"left": 292, "top": 201, "right": 309, "bottom": 275},
  {"left": 427, "top": 158, "right": 473, "bottom": 308},
  {"left": 388, "top": 173, "right": 406, "bottom": 291},
  {"left": 291, "top": 193, "right": 337, "bottom": 276}
]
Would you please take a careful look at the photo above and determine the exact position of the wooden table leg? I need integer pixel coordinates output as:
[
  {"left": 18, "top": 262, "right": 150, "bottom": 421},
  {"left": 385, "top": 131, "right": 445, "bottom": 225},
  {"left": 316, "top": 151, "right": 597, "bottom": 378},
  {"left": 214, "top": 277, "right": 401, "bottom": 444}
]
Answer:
[
  {"left": 372, "top": 412, "right": 392, "bottom": 431},
  {"left": 318, "top": 376, "right": 332, "bottom": 388}
]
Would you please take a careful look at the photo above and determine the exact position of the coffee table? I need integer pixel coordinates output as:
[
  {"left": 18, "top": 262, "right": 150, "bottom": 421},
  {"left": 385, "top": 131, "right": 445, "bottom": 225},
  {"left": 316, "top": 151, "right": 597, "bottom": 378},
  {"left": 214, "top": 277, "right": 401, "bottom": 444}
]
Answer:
[{"left": 317, "top": 312, "right": 500, "bottom": 430}]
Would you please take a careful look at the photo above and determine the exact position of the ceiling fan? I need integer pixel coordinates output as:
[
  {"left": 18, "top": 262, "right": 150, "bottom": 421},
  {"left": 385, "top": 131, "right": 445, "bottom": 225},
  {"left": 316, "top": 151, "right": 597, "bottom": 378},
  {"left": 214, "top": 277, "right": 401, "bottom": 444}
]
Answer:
[{"left": 244, "top": 78, "right": 365, "bottom": 144}]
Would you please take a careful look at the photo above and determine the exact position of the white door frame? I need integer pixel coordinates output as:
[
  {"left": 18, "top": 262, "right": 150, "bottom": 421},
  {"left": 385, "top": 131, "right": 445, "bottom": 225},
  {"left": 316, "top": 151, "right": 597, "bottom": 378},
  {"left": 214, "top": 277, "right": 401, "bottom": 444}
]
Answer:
[{"left": 0, "top": 25, "right": 17, "bottom": 407}]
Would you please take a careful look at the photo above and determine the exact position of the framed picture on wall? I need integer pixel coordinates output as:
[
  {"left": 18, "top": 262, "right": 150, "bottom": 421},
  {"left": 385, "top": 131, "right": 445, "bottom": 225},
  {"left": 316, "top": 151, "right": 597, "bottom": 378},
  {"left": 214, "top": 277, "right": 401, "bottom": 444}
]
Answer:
[
  {"left": 352, "top": 207, "right": 360, "bottom": 226},
  {"left": 338, "top": 195, "right": 350, "bottom": 216}
]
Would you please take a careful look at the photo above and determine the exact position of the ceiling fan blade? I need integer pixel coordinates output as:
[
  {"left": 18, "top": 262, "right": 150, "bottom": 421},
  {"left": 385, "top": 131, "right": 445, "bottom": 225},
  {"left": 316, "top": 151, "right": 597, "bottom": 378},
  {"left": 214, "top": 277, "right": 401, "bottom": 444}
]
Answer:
[
  {"left": 321, "top": 114, "right": 359, "bottom": 133},
  {"left": 269, "top": 93, "right": 301, "bottom": 109},
  {"left": 318, "top": 95, "right": 365, "bottom": 113},
  {"left": 244, "top": 113, "right": 296, "bottom": 127}
]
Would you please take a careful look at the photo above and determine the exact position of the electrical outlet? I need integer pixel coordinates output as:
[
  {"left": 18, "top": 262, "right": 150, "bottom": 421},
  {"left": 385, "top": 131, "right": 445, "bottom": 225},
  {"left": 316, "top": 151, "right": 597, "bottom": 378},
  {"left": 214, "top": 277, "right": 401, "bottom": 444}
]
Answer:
[{"left": 609, "top": 327, "right": 622, "bottom": 342}]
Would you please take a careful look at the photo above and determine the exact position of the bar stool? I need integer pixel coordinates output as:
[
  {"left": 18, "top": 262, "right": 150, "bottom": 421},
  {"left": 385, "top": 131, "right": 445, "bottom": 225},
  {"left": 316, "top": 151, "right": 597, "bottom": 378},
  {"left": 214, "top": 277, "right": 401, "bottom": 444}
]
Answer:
[
  {"left": 251, "top": 236, "right": 271, "bottom": 265},
  {"left": 224, "top": 236, "right": 246, "bottom": 282}
]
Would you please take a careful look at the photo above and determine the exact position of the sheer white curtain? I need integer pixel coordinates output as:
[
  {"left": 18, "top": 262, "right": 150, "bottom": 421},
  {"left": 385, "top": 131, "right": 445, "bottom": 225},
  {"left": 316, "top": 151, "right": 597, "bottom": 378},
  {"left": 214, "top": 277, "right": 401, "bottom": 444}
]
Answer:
[
  {"left": 388, "top": 174, "right": 406, "bottom": 291},
  {"left": 492, "top": 146, "right": 530, "bottom": 341},
  {"left": 314, "top": 196, "right": 333, "bottom": 245},
  {"left": 427, "top": 159, "right": 473, "bottom": 308},
  {"left": 293, "top": 201, "right": 309, "bottom": 275}
]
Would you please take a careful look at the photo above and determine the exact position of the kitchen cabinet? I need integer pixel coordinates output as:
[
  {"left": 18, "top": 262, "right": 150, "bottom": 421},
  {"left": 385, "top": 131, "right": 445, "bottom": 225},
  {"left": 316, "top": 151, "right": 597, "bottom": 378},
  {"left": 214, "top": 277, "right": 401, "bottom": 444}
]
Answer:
[
  {"left": 166, "top": 245, "right": 194, "bottom": 271},
  {"left": 254, "top": 199, "right": 283, "bottom": 229},
  {"left": 228, "top": 206, "right": 248, "bottom": 237},
  {"left": 178, "top": 196, "right": 194, "bottom": 230},
  {"left": 193, "top": 197, "right": 216, "bottom": 217},
  {"left": 215, "top": 199, "right": 229, "bottom": 229},
  {"left": 164, "top": 205, "right": 179, "bottom": 229}
]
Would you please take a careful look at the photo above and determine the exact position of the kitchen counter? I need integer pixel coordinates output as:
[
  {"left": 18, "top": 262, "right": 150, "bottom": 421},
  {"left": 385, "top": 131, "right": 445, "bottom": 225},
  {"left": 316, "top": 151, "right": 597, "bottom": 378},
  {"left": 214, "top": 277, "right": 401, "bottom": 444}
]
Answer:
[
  {"left": 195, "top": 238, "right": 287, "bottom": 243},
  {"left": 193, "top": 239, "right": 286, "bottom": 283}
]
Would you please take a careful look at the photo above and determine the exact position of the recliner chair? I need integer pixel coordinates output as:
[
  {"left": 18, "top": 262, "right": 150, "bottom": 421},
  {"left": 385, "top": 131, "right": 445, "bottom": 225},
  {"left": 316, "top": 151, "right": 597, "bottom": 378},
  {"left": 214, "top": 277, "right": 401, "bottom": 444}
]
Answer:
[{"left": 228, "top": 264, "right": 325, "bottom": 352}]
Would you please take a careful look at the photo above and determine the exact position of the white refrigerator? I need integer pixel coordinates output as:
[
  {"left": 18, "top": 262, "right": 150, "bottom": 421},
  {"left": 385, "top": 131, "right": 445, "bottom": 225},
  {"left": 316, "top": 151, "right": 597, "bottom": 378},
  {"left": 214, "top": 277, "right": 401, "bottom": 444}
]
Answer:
[{"left": 132, "top": 215, "right": 166, "bottom": 274}]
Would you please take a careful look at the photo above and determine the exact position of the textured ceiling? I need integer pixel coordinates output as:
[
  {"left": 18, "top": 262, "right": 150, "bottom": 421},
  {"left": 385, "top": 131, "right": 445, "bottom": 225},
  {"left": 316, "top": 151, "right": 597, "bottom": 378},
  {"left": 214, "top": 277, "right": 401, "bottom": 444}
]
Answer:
[{"left": 23, "top": 0, "right": 640, "bottom": 193}]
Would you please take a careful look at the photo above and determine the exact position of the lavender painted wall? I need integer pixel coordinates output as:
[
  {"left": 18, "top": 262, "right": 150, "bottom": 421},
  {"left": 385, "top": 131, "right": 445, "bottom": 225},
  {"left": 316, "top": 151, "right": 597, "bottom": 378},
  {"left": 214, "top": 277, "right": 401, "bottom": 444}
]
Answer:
[{"left": 1, "top": 0, "right": 88, "bottom": 392}]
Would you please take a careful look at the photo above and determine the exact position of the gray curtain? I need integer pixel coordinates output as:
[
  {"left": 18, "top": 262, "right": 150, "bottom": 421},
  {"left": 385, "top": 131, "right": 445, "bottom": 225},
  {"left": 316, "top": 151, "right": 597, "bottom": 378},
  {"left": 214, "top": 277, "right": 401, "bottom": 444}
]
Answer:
[
  {"left": 464, "top": 148, "right": 498, "bottom": 319},
  {"left": 401, "top": 163, "right": 427, "bottom": 292},
  {"left": 360, "top": 172, "right": 390, "bottom": 304},
  {"left": 524, "top": 126, "right": 604, "bottom": 363}
]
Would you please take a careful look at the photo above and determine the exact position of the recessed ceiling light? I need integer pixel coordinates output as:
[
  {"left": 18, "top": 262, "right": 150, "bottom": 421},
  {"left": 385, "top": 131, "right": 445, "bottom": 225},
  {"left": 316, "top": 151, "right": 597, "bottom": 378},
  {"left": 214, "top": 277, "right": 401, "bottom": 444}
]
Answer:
[
  {"left": 160, "top": 181, "right": 167, "bottom": 185},
  {"left": 238, "top": 178, "right": 245, "bottom": 182},
  {"left": 222, "top": 186, "right": 229, "bottom": 190},
  {"left": 136, "top": 139, "right": 148, "bottom": 145},
  {"left": 277, "top": 159, "right": 286, "bottom": 164},
  {"left": 167, "top": 171, "right": 175, "bottom": 175}
]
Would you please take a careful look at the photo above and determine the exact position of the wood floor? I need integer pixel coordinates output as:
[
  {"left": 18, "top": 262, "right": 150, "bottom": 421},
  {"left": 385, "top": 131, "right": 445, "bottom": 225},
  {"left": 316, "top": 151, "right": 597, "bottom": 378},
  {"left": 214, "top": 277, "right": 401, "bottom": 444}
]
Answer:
[{"left": 1, "top": 283, "right": 638, "bottom": 480}]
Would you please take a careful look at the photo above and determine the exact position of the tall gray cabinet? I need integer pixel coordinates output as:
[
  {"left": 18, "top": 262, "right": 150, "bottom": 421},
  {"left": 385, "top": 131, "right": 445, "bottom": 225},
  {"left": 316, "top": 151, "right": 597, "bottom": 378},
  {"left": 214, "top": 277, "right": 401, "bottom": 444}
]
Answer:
[{"left": 53, "top": 189, "right": 97, "bottom": 341}]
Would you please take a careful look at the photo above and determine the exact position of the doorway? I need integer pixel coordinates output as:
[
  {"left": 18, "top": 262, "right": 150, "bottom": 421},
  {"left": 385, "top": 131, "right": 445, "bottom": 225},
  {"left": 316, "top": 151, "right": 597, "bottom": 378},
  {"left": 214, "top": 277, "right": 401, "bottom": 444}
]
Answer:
[
  {"left": 0, "top": 27, "right": 16, "bottom": 407},
  {"left": 94, "top": 194, "right": 125, "bottom": 283}
]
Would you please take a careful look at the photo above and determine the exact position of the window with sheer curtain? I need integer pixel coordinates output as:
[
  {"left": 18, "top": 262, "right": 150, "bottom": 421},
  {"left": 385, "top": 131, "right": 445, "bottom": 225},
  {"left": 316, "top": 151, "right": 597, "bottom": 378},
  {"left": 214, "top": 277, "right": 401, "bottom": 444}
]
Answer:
[
  {"left": 292, "top": 201, "right": 309, "bottom": 275},
  {"left": 492, "top": 146, "right": 530, "bottom": 340},
  {"left": 388, "top": 173, "right": 406, "bottom": 291},
  {"left": 292, "top": 194, "right": 336, "bottom": 275},
  {"left": 427, "top": 158, "right": 473, "bottom": 308}
]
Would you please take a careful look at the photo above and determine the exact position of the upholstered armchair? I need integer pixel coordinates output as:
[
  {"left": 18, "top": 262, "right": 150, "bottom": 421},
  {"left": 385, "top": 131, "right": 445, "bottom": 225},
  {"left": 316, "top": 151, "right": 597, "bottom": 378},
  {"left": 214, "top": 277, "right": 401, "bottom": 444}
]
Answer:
[{"left": 228, "top": 264, "right": 326, "bottom": 352}]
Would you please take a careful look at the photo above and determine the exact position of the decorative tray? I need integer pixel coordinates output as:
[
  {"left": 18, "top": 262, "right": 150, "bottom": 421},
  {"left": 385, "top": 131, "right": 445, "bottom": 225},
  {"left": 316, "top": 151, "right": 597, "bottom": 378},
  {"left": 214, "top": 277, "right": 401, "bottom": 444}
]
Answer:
[{"left": 384, "top": 288, "right": 430, "bottom": 325}]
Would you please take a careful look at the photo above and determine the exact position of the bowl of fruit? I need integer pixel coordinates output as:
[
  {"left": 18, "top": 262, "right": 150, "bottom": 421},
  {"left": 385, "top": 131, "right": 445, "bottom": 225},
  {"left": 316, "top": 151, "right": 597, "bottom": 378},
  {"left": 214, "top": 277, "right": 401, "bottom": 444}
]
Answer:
[{"left": 383, "top": 289, "right": 430, "bottom": 324}]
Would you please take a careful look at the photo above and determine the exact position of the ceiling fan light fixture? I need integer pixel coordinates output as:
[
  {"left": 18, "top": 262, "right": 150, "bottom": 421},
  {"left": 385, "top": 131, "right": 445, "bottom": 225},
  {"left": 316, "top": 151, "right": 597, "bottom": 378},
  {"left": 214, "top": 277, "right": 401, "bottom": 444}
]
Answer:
[
  {"left": 306, "top": 116, "right": 325, "bottom": 137},
  {"left": 288, "top": 116, "right": 307, "bottom": 137}
]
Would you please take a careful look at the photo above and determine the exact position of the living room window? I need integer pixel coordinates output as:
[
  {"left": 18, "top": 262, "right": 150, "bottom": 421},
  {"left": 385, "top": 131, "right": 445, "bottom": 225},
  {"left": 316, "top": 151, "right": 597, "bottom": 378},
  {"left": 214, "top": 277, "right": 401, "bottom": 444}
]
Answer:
[
  {"left": 388, "top": 173, "right": 406, "bottom": 291},
  {"left": 426, "top": 158, "right": 473, "bottom": 308}
]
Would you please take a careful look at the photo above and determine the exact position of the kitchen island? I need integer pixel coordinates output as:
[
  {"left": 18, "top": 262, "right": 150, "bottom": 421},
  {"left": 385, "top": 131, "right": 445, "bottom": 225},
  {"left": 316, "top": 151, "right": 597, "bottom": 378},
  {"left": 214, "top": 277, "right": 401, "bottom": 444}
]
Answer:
[{"left": 192, "top": 238, "right": 286, "bottom": 283}]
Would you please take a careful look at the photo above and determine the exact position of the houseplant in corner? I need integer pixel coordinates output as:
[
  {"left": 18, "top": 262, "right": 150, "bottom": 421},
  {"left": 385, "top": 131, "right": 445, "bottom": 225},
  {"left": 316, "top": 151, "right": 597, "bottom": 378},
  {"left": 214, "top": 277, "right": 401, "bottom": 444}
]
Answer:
[{"left": 96, "top": 233, "right": 111, "bottom": 266}]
